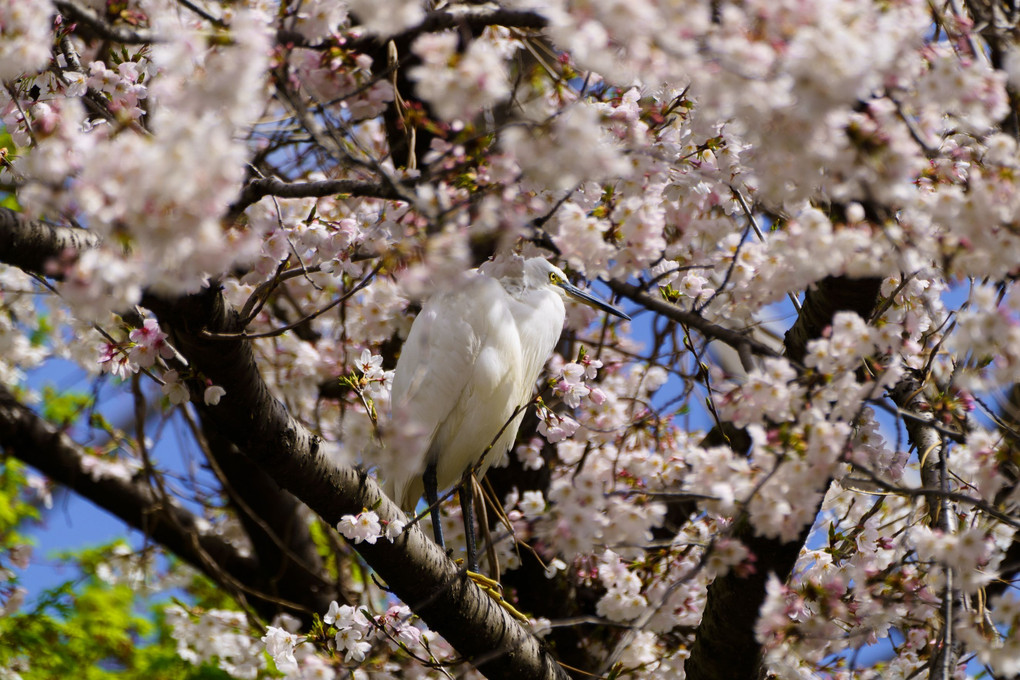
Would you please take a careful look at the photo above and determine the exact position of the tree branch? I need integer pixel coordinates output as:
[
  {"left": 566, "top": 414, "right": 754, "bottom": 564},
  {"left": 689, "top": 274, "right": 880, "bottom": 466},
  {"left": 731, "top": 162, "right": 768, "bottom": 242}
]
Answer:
[
  {"left": 607, "top": 279, "right": 783, "bottom": 366},
  {"left": 195, "top": 419, "right": 341, "bottom": 622},
  {"left": 0, "top": 208, "right": 99, "bottom": 275},
  {"left": 783, "top": 276, "right": 884, "bottom": 363},
  {"left": 226, "top": 178, "right": 407, "bottom": 221},
  {"left": 0, "top": 385, "right": 262, "bottom": 598},
  {"left": 346, "top": 9, "right": 548, "bottom": 54},
  {"left": 888, "top": 373, "right": 964, "bottom": 677}
]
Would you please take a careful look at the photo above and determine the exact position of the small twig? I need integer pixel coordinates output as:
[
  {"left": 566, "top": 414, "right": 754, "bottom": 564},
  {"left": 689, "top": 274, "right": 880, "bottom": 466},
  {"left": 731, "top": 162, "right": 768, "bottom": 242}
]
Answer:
[
  {"left": 344, "top": 8, "right": 547, "bottom": 54},
  {"left": 608, "top": 279, "right": 785, "bottom": 364},
  {"left": 176, "top": 0, "right": 226, "bottom": 28},
  {"left": 204, "top": 263, "right": 382, "bottom": 340},
  {"left": 731, "top": 186, "right": 802, "bottom": 312},
  {"left": 849, "top": 463, "right": 1020, "bottom": 529}
]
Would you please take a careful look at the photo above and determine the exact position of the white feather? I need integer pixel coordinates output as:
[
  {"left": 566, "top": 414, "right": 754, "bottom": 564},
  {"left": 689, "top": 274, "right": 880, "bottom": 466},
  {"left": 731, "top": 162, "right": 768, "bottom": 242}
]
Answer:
[{"left": 384, "top": 257, "right": 622, "bottom": 511}]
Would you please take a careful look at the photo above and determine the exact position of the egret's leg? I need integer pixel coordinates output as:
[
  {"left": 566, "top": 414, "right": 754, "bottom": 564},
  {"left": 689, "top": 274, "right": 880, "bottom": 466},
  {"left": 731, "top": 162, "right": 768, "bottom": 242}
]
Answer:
[
  {"left": 423, "top": 461, "right": 445, "bottom": 549},
  {"left": 460, "top": 471, "right": 479, "bottom": 573},
  {"left": 457, "top": 476, "right": 528, "bottom": 620}
]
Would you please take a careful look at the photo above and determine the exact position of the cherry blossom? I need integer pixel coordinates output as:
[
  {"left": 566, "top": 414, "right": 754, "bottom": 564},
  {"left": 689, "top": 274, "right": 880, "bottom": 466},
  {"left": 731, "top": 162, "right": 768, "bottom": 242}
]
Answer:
[
  {"left": 127, "top": 319, "right": 174, "bottom": 368},
  {"left": 553, "top": 362, "right": 591, "bottom": 408},
  {"left": 0, "top": 0, "right": 52, "bottom": 81},
  {"left": 165, "top": 606, "right": 265, "bottom": 679},
  {"left": 536, "top": 406, "right": 580, "bottom": 443},
  {"left": 203, "top": 385, "right": 226, "bottom": 406},
  {"left": 410, "top": 31, "right": 512, "bottom": 122},
  {"left": 518, "top": 490, "right": 546, "bottom": 517},
  {"left": 346, "top": 0, "right": 424, "bottom": 37},
  {"left": 336, "top": 511, "right": 383, "bottom": 545},
  {"left": 261, "top": 626, "right": 302, "bottom": 674},
  {"left": 160, "top": 369, "right": 190, "bottom": 405}
]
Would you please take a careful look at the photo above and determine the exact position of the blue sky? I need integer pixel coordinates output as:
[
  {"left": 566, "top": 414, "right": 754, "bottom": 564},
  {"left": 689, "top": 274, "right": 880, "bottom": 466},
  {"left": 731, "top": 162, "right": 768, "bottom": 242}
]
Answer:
[{"left": 15, "top": 357, "right": 206, "bottom": 602}]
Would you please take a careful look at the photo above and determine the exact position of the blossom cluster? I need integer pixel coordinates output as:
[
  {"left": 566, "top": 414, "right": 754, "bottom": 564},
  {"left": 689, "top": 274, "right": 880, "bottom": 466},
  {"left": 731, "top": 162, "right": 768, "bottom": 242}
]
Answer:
[
  {"left": 261, "top": 600, "right": 447, "bottom": 678},
  {"left": 0, "top": 0, "right": 51, "bottom": 82},
  {"left": 336, "top": 510, "right": 404, "bottom": 545},
  {"left": 4, "top": 5, "right": 273, "bottom": 321},
  {"left": 165, "top": 606, "right": 266, "bottom": 679}
]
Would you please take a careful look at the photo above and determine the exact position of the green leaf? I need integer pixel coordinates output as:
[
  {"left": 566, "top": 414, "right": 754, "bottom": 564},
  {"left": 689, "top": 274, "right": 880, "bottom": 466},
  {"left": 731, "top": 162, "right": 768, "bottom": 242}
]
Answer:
[{"left": 40, "top": 385, "right": 93, "bottom": 428}]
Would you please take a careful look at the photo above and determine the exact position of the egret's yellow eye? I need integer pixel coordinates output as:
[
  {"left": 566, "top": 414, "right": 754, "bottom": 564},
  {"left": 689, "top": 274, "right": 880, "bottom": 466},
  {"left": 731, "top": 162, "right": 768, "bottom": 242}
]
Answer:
[{"left": 549, "top": 272, "right": 562, "bottom": 285}]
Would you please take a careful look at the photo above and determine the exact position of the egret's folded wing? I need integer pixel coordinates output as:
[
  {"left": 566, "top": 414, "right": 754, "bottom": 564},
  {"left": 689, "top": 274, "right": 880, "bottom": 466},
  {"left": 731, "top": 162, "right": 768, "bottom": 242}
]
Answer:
[
  {"left": 391, "top": 282, "right": 497, "bottom": 418},
  {"left": 387, "top": 276, "right": 510, "bottom": 508}
]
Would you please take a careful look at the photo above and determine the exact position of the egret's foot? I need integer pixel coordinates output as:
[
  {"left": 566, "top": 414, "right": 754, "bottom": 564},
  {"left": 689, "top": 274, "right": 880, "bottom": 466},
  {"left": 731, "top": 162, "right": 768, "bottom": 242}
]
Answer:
[
  {"left": 463, "top": 568, "right": 530, "bottom": 623},
  {"left": 464, "top": 568, "right": 500, "bottom": 591}
]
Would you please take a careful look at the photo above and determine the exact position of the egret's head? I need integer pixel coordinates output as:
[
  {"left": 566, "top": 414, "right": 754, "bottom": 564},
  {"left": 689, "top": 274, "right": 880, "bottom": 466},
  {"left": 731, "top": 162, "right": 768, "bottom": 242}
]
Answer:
[{"left": 526, "top": 258, "right": 630, "bottom": 320}]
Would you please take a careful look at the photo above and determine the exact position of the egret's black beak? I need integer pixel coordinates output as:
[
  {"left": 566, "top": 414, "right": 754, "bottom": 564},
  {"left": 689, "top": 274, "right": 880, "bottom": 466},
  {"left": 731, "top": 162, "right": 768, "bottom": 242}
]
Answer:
[{"left": 559, "top": 281, "right": 631, "bottom": 320}]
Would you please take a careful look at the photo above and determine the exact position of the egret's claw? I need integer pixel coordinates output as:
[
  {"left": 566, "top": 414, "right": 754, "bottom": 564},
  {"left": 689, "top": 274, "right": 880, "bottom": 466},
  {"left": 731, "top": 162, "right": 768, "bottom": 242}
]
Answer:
[
  {"left": 464, "top": 570, "right": 530, "bottom": 623},
  {"left": 466, "top": 569, "right": 502, "bottom": 592}
]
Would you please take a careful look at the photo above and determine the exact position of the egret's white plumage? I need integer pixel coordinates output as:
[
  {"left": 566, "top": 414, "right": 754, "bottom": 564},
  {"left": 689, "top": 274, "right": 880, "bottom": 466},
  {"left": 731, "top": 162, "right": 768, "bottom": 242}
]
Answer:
[
  {"left": 384, "top": 256, "right": 629, "bottom": 569},
  {"left": 386, "top": 258, "right": 569, "bottom": 511}
]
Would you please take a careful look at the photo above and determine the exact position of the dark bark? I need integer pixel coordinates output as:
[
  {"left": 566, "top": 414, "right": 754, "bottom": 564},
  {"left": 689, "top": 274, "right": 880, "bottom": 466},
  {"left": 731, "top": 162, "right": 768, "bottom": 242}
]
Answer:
[
  {"left": 226, "top": 178, "right": 406, "bottom": 221},
  {"left": 0, "top": 208, "right": 100, "bottom": 275},
  {"left": 989, "top": 384, "right": 1020, "bottom": 600},
  {"left": 199, "top": 423, "right": 340, "bottom": 622},
  {"left": 53, "top": 0, "right": 159, "bottom": 44},
  {"left": 888, "top": 374, "right": 965, "bottom": 679},
  {"left": 783, "top": 276, "right": 884, "bottom": 364}
]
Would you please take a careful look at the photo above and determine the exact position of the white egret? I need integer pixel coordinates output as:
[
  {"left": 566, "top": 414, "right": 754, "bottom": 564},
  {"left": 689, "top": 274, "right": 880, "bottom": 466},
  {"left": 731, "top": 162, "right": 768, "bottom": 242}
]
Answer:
[{"left": 386, "top": 256, "right": 629, "bottom": 570}]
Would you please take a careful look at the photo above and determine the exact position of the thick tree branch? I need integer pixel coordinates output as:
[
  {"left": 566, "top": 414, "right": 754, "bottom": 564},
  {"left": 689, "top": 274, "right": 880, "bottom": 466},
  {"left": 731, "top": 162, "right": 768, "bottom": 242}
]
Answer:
[
  {"left": 0, "top": 385, "right": 262, "bottom": 596},
  {"left": 0, "top": 208, "right": 100, "bottom": 275},
  {"left": 227, "top": 178, "right": 407, "bottom": 221},
  {"left": 888, "top": 373, "right": 964, "bottom": 678},
  {"left": 987, "top": 385, "right": 1020, "bottom": 600},
  {"left": 197, "top": 419, "right": 340, "bottom": 622},
  {"left": 889, "top": 375, "right": 954, "bottom": 530},
  {"left": 53, "top": 0, "right": 160, "bottom": 44},
  {"left": 783, "top": 276, "right": 884, "bottom": 363},
  {"left": 277, "top": 8, "right": 547, "bottom": 50}
]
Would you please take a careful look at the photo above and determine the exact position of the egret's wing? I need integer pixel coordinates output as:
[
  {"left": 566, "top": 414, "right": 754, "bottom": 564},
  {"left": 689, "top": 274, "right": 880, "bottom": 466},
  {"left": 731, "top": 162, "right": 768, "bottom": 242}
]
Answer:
[
  {"left": 390, "top": 279, "right": 503, "bottom": 422},
  {"left": 430, "top": 324, "right": 522, "bottom": 491},
  {"left": 386, "top": 275, "right": 519, "bottom": 509}
]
